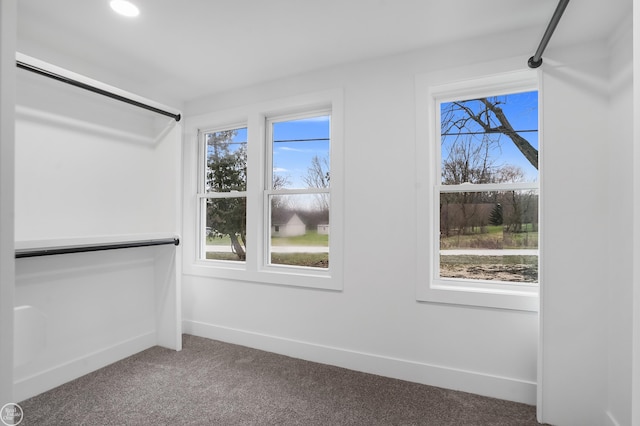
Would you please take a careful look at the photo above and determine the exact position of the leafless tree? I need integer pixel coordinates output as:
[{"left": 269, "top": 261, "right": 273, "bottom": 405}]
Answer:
[
  {"left": 443, "top": 96, "right": 538, "bottom": 170},
  {"left": 303, "top": 155, "right": 330, "bottom": 212},
  {"left": 440, "top": 135, "right": 530, "bottom": 236},
  {"left": 440, "top": 95, "right": 538, "bottom": 237}
]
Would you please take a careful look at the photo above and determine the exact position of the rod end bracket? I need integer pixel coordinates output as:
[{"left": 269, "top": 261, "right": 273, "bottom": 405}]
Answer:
[{"left": 528, "top": 56, "right": 543, "bottom": 69}]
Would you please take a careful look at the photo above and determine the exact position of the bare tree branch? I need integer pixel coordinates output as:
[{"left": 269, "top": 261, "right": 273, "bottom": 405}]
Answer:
[{"left": 450, "top": 98, "right": 538, "bottom": 170}]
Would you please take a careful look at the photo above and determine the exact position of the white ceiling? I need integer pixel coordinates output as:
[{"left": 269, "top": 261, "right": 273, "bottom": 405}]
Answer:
[{"left": 17, "top": 0, "right": 630, "bottom": 105}]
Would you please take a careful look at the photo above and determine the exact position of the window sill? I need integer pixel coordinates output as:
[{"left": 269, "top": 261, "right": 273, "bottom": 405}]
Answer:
[
  {"left": 184, "top": 260, "right": 343, "bottom": 291},
  {"left": 416, "top": 278, "right": 539, "bottom": 311}
]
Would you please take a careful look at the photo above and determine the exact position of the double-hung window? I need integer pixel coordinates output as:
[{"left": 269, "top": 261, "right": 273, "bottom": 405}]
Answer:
[
  {"left": 199, "top": 125, "right": 248, "bottom": 262},
  {"left": 187, "top": 90, "right": 344, "bottom": 290},
  {"left": 416, "top": 70, "right": 540, "bottom": 311},
  {"left": 266, "top": 112, "right": 331, "bottom": 269}
]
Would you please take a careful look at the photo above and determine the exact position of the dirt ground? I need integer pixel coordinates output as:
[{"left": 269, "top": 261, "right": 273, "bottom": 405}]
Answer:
[{"left": 440, "top": 263, "right": 538, "bottom": 283}]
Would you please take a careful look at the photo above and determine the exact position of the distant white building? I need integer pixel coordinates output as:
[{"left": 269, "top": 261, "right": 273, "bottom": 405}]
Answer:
[
  {"left": 271, "top": 212, "right": 306, "bottom": 237},
  {"left": 317, "top": 224, "right": 330, "bottom": 235}
]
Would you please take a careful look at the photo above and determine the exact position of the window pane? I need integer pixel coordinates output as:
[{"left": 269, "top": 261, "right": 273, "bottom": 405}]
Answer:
[
  {"left": 439, "top": 190, "right": 538, "bottom": 283},
  {"left": 204, "top": 197, "right": 246, "bottom": 262},
  {"left": 269, "top": 194, "right": 329, "bottom": 268},
  {"left": 272, "top": 115, "right": 330, "bottom": 190},
  {"left": 205, "top": 127, "right": 247, "bottom": 192},
  {"left": 440, "top": 91, "right": 538, "bottom": 184}
]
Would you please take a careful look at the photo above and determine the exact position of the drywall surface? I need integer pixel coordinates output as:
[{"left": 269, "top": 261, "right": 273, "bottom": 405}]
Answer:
[
  {"left": 0, "top": 0, "right": 17, "bottom": 407},
  {"left": 538, "top": 41, "right": 612, "bottom": 425},
  {"left": 13, "top": 248, "right": 159, "bottom": 401},
  {"left": 184, "top": 29, "right": 629, "bottom": 422},
  {"left": 633, "top": 4, "right": 640, "bottom": 426},
  {"left": 606, "top": 16, "right": 634, "bottom": 426},
  {"left": 183, "top": 31, "right": 541, "bottom": 405},
  {"left": 13, "top": 65, "right": 183, "bottom": 400},
  {"left": 14, "top": 68, "right": 180, "bottom": 241}
]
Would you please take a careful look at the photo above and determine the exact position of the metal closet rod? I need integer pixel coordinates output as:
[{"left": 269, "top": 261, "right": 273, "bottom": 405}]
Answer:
[
  {"left": 15, "top": 237, "right": 180, "bottom": 259},
  {"left": 16, "top": 60, "right": 181, "bottom": 122},
  {"left": 528, "top": 0, "right": 570, "bottom": 69}
]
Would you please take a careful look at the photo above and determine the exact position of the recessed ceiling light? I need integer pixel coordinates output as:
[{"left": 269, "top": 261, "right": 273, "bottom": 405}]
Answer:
[{"left": 110, "top": 0, "right": 140, "bottom": 17}]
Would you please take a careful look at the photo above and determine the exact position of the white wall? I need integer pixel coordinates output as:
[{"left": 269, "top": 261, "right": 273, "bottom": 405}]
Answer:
[
  {"left": 14, "top": 68, "right": 179, "bottom": 241},
  {"left": 13, "top": 64, "right": 182, "bottom": 401},
  {"left": 606, "top": 16, "right": 634, "bottom": 426},
  {"left": 4, "top": 8, "right": 634, "bottom": 426},
  {"left": 14, "top": 248, "right": 156, "bottom": 401},
  {"left": 183, "top": 26, "right": 634, "bottom": 424},
  {"left": 539, "top": 38, "right": 627, "bottom": 424},
  {"left": 633, "top": 3, "right": 640, "bottom": 425},
  {"left": 183, "top": 30, "right": 542, "bottom": 406},
  {"left": 0, "top": 0, "right": 17, "bottom": 407}
]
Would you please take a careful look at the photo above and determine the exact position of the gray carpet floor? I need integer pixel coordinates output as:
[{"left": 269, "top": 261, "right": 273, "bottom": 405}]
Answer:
[{"left": 18, "top": 334, "right": 543, "bottom": 425}]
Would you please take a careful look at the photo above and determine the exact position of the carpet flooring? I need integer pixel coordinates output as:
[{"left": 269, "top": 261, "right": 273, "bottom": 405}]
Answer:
[{"left": 18, "top": 334, "right": 543, "bottom": 425}]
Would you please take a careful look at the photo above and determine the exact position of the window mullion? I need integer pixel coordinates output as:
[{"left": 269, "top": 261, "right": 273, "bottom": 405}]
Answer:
[{"left": 244, "top": 113, "right": 264, "bottom": 272}]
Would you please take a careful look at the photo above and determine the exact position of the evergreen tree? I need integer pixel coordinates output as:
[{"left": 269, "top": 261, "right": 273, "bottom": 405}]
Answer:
[
  {"left": 206, "top": 130, "right": 247, "bottom": 260},
  {"left": 489, "top": 203, "right": 503, "bottom": 226}
]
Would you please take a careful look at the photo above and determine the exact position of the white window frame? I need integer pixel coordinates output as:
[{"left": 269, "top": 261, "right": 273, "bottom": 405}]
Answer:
[
  {"left": 197, "top": 123, "right": 248, "bottom": 263},
  {"left": 264, "top": 109, "right": 332, "bottom": 272},
  {"left": 183, "top": 89, "right": 344, "bottom": 291},
  {"left": 416, "top": 69, "right": 540, "bottom": 311}
]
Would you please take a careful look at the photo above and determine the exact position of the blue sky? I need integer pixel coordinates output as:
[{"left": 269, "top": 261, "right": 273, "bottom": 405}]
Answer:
[
  {"left": 440, "top": 90, "right": 538, "bottom": 182},
  {"left": 207, "top": 116, "right": 330, "bottom": 190},
  {"left": 272, "top": 115, "right": 330, "bottom": 189},
  {"left": 211, "top": 92, "right": 536, "bottom": 190}
]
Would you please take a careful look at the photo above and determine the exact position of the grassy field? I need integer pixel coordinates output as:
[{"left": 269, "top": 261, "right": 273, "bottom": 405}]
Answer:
[
  {"left": 206, "top": 251, "right": 329, "bottom": 268},
  {"left": 205, "top": 228, "right": 537, "bottom": 278},
  {"left": 206, "top": 230, "right": 328, "bottom": 267},
  {"left": 207, "top": 230, "right": 328, "bottom": 246},
  {"left": 440, "top": 225, "right": 538, "bottom": 250},
  {"left": 270, "top": 231, "right": 328, "bottom": 246},
  {"left": 205, "top": 252, "right": 242, "bottom": 261}
]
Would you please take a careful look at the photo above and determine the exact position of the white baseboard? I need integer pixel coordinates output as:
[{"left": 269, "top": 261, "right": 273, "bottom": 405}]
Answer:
[
  {"left": 183, "top": 319, "right": 537, "bottom": 405},
  {"left": 14, "top": 331, "right": 156, "bottom": 402}
]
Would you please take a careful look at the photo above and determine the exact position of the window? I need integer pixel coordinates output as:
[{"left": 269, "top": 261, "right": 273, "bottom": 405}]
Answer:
[
  {"left": 185, "top": 90, "right": 344, "bottom": 290},
  {"left": 200, "top": 126, "right": 248, "bottom": 262},
  {"left": 267, "top": 113, "right": 330, "bottom": 269},
  {"left": 416, "top": 70, "right": 540, "bottom": 311}
]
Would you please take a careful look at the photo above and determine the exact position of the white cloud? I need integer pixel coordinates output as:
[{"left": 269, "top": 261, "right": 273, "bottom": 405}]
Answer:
[{"left": 279, "top": 147, "right": 306, "bottom": 152}]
